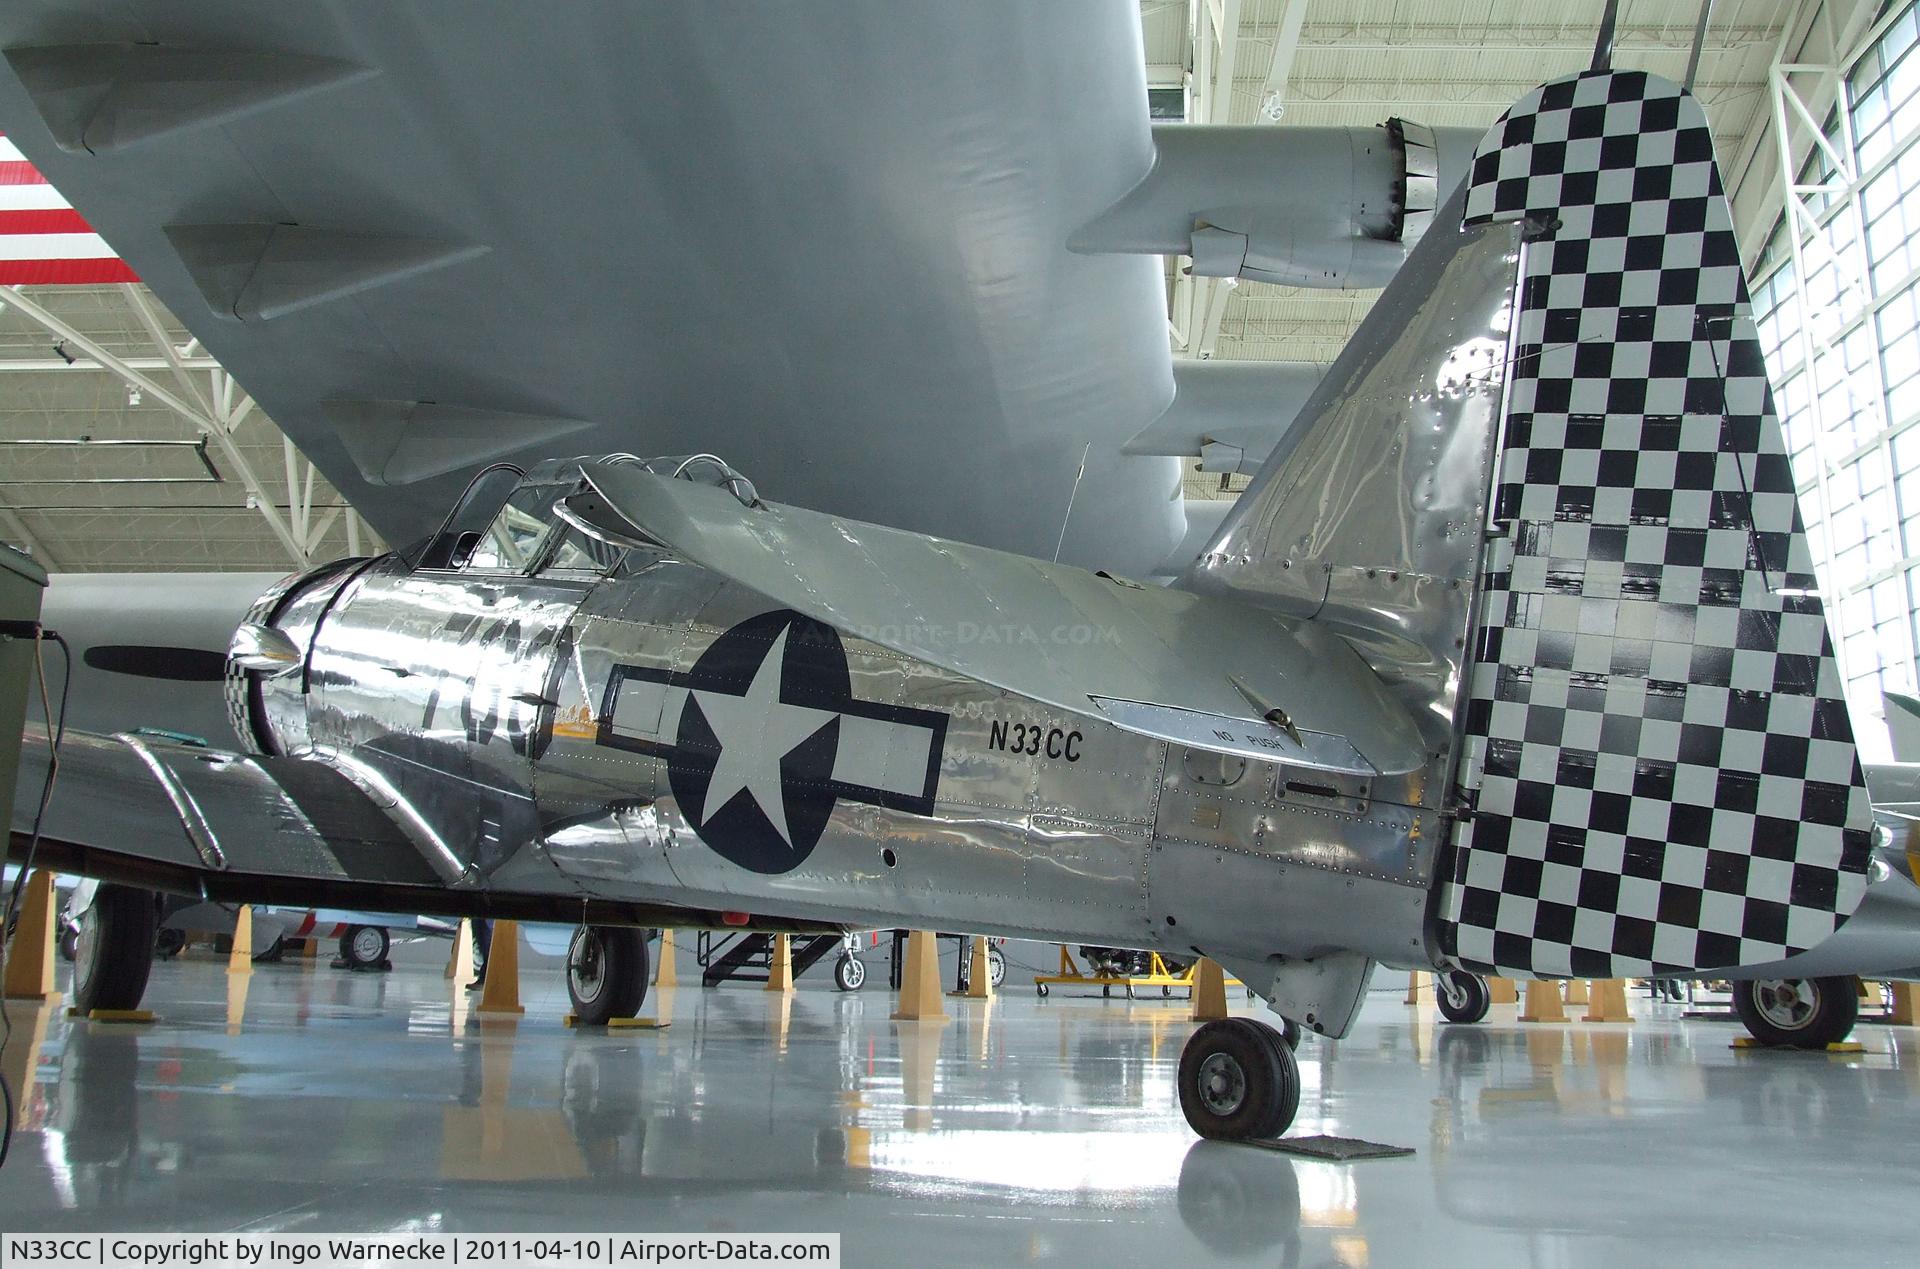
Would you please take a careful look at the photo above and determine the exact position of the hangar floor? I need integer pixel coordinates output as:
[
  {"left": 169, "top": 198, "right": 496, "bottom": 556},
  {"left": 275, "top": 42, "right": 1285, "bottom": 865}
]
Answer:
[{"left": 1, "top": 946, "right": 1915, "bottom": 1267}]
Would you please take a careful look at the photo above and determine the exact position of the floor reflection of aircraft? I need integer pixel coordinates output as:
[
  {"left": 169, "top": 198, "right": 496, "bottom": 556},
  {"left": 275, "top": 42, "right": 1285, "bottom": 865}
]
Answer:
[
  {"left": 2, "top": 994, "right": 1333, "bottom": 1263},
  {"left": 1427, "top": 1022, "right": 1920, "bottom": 1257}
]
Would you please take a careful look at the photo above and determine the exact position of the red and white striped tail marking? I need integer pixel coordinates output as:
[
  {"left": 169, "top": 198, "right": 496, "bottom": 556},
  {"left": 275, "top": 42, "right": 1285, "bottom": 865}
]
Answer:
[{"left": 0, "top": 134, "right": 136, "bottom": 283}]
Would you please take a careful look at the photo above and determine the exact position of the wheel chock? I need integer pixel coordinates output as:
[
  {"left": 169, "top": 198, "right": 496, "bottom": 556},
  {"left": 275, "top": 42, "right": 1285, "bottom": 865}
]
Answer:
[
  {"left": 227, "top": 905, "right": 254, "bottom": 975},
  {"left": 68, "top": 1008, "right": 157, "bottom": 1024},
  {"left": 1518, "top": 979, "right": 1569, "bottom": 1023},
  {"left": 1730, "top": 1036, "right": 1870, "bottom": 1053},
  {"left": 2, "top": 869, "right": 60, "bottom": 1003},
  {"left": 891, "top": 929, "right": 947, "bottom": 1022},
  {"left": 1191, "top": 958, "right": 1229, "bottom": 1021},
  {"left": 765, "top": 932, "right": 794, "bottom": 993},
  {"left": 474, "top": 918, "right": 525, "bottom": 1019}
]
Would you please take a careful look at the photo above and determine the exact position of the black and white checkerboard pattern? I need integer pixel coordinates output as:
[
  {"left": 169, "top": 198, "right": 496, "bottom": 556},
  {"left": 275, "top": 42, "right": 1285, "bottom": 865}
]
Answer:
[{"left": 1441, "top": 70, "right": 1874, "bottom": 978}]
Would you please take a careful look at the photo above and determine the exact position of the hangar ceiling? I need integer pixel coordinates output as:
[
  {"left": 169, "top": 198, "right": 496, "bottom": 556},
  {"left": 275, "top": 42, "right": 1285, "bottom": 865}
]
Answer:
[{"left": 0, "top": 1, "right": 1818, "bottom": 568}]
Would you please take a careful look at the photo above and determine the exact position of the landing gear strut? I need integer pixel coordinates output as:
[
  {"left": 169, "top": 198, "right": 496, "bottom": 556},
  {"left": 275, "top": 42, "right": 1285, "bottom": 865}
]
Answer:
[
  {"left": 566, "top": 926, "right": 650, "bottom": 1025},
  {"left": 1177, "top": 1017, "right": 1300, "bottom": 1140}
]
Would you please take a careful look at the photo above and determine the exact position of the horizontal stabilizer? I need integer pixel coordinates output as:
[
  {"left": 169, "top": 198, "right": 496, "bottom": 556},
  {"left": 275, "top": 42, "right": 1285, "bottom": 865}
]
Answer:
[{"left": 581, "top": 462, "right": 1427, "bottom": 777}]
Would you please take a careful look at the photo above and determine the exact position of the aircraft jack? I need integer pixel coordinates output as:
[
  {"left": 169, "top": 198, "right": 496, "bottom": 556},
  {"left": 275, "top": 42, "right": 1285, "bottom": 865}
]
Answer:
[
  {"left": 474, "top": 919, "right": 526, "bottom": 1022},
  {"left": 1190, "top": 958, "right": 1228, "bottom": 1021},
  {"left": 2, "top": 869, "right": 61, "bottom": 1004},
  {"left": 891, "top": 929, "right": 947, "bottom": 1022}
]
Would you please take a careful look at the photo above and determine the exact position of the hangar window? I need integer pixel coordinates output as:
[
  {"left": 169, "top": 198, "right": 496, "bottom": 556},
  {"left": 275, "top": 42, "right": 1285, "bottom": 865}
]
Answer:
[{"left": 1751, "top": 0, "right": 1920, "bottom": 759}]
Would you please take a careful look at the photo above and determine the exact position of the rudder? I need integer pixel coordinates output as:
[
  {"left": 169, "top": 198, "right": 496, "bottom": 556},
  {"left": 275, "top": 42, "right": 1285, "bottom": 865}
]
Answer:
[{"left": 1438, "top": 69, "right": 1875, "bottom": 978}]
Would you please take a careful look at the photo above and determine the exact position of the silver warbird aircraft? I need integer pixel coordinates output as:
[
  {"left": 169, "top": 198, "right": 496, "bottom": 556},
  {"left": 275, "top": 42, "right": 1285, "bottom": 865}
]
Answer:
[{"left": 18, "top": 62, "right": 1920, "bottom": 1142}]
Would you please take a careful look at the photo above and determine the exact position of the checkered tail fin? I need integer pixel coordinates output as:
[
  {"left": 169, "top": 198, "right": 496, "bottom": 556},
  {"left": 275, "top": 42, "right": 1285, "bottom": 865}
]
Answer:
[{"left": 1436, "top": 69, "right": 1875, "bottom": 979}]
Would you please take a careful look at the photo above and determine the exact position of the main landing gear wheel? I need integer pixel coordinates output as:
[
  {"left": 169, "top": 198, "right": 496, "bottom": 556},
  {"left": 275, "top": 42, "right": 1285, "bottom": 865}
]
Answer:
[
  {"left": 833, "top": 953, "right": 866, "bottom": 991},
  {"left": 71, "top": 883, "right": 158, "bottom": 1015},
  {"left": 567, "top": 925, "right": 650, "bottom": 1026},
  {"left": 1733, "top": 976, "right": 1858, "bottom": 1049},
  {"left": 1437, "top": 969, "right": 1492, "bottom": 1024},
  {"left": 338, "top": 924, "right": 390, "bottom": 969},
  {"left": 1178, "top": 1017, "right": 1301, "bottom": 1140}
]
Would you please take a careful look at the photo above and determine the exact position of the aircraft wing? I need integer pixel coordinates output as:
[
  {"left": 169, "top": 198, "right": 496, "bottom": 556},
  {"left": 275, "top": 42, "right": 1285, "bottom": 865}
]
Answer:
[
  {"left": 0, "top": 2, "right": 1187, "bottom": 575},
  {"left": 582, "top": 463, "right": 1427, "bottom": 779},
  {"left": 11, "top": 726, "right": 840, "bottom": 929},
  {"left": 17, "top": 727, "right": 442, "bottom": 890}
]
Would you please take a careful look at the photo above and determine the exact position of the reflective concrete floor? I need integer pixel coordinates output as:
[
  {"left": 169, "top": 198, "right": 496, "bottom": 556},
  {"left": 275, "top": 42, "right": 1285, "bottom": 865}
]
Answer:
[{"left": 4, "top": 947, "right": 1919, "bottom": 1268}]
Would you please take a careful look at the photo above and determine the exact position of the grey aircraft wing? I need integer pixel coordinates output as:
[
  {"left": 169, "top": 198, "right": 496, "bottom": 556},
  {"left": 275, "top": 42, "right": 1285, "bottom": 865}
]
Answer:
[
  {"left": 0, "top": 4, "right": 1471, "bottom": 580},
  {"left": 13, "top": 726, "right": 830, "bottom": 930},
  {"left": 0, "top": 2, "right": 1183, "bottom": 575}
]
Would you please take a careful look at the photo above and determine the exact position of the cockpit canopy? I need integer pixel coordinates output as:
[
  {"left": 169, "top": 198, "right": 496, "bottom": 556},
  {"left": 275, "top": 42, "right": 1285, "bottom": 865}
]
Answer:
[{"left": 407, "top": 453, "right": 756, "bottom": 578}]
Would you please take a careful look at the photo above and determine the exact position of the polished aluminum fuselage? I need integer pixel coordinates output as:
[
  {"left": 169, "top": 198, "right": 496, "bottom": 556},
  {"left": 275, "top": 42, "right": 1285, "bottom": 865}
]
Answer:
[{"left": 263, "top": 551, "right": 1439, "bottom": 977}]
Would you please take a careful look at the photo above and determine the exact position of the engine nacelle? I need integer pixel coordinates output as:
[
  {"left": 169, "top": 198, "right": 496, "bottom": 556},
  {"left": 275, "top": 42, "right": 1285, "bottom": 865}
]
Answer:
[{"left": 1069, "top": 118, "right": 1482, "bottom": 290}]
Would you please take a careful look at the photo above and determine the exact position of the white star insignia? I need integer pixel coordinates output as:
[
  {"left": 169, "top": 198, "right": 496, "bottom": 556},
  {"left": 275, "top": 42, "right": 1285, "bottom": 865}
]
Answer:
[{"left": 693, "top": 626, "right": 837, "bottom": 846}]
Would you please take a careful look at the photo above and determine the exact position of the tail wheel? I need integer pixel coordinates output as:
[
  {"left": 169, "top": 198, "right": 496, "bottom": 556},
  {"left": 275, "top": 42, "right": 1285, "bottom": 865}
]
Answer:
[
  {"left": 339, "top": 924, "right": 390, "bottom": 968},
  {"left": 833, "top": 953, "right": 866, "bottom": 991},
  {"left": 987, "top": 946, "right": 1006, "bottom": 988},
  {"left": 71, "top": 884, "right": 158, "bottom": 1015},
  {"left": 1437, "top": 970, "right": 1492, "bottom": 1024},
  {"left": 1733, "top": 977, "right": 1858, "bottom": 1049},
  {"left": 1178, "top": 1017, "right": 1300, "bottom": 1140},
  {"left": 567, "top": 926, "right": 650, "bottom": 1025}
]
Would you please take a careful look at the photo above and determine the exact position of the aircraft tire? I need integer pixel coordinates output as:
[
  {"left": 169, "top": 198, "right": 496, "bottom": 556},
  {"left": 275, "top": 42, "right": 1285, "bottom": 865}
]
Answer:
[
  {"left": 339, "top": 924, "right": 390, "bottom": 968},
  {"left": 71, "top": 883, "right": 157, "bottom": 1014},
  {"left": 1179, "top": 1017, "right": 1300, "bottom": 1140},
  {"left": 568, "top": 926, "right": 650, "bottom": 1025},
  {"left": 1732, "top": 976, "right": 1858, "bottom": 1049},
  {"left": 833, "top": 953, "right": 866, "bottom": 991},
  {"left": 1437, "top": 970, "right": 1492, "bottom": 1024}
]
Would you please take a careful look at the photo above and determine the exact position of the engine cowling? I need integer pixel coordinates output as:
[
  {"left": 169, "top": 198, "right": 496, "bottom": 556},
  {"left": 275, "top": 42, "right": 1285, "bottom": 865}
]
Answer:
[{"left": 224, "top": 557, "right": 370, "bottom": 755}]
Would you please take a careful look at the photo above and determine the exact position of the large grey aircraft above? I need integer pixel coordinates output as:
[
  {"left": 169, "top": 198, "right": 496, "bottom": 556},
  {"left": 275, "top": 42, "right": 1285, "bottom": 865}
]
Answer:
[
  {"left": 0, "top": 1, "right": 1477, "bottom": 580},
  {"left": 13, "top": 35, "right": 1920, "bottom": 1138}
]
